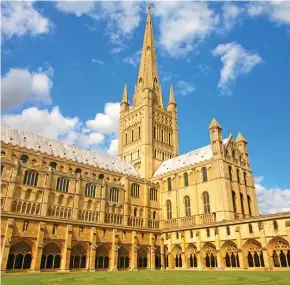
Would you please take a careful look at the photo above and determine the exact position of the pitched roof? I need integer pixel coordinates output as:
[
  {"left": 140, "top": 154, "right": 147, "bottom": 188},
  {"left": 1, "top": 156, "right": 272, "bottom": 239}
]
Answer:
[
  {"left": 153, "top": 138, "right": 229, "bottom": 177},
  {"left": 1, "top": 125, "right": 139, "bottom": 177}
]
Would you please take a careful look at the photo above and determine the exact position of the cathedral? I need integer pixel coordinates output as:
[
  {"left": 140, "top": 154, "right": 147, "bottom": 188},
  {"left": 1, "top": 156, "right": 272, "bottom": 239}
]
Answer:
[{"left": 1, "top": 6, "right": 290, "bottom": 273}]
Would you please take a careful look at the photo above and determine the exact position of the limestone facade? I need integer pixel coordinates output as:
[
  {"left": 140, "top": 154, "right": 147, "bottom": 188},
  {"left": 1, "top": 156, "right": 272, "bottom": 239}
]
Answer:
[{"left": 1, "top": 5, "right": 290, "bottom": 272}]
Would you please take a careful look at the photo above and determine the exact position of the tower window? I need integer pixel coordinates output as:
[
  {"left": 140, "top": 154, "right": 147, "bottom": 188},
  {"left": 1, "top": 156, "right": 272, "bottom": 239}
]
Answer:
[
  {"left": 248, "top": 223, "right": 253, "bottom": 233},
  {"left": 244, "top": 172, "right": 247, "bottom": 185},
  {"left": 184, "top": 196, "right": 191, "bottom": 217},
  {"left": 56, "top": 177, "right": 69, "bottom": 192},
  {"left": 202, "top": 167, "right": 208, "bottom": 182},
  {"left": 203, "top": 192, "right": 210, "bottom": 214},
  {"left": 229, "top": 166, "right": 232, "bottom": 181},
  {"left": 166, "top": 200, "right": 172, "bottom": 219},
  {"left": 226, "top": 226, "right": 230, "bottom": 235},
  {"left": 139, "top": 77, "right": 142, "bottom": 83},
  {"left": 273, "top": 220, "right": 278, "bottom": 231},
  {"left": 154, "top": 77, "right": 158, "bottom": 84},
  {"left": 206, "top": 228, "right": 210, "bottom": 237},
  {"left": 138, "top": 127, "right": 141, "bottom": 138},
  {"left": 247, "top": 195, "right": 252, "bottom": 216},
  {"left": 167, "top": 178, "right": 172, "bottom": 191},
  {"left": 237, "top": 169, "right": 240, "bottom": 183},
  {"left": 232, "top": 191, "right": 237, "bottom": 213},
  {"left": 20, "top": 155, "right": 29, "bottom": 164},
  {"left": 131, "top": 183, "right": 140, "bottom": 198},
  {"left": 183, "top": 172, "right": 189, "bottom": 187}
]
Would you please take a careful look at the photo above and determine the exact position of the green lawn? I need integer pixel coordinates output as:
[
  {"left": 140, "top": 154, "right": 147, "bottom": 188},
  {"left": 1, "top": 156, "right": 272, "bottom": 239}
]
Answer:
[{"left": 2, "top": 270, "right": 290, "bottom": 285}]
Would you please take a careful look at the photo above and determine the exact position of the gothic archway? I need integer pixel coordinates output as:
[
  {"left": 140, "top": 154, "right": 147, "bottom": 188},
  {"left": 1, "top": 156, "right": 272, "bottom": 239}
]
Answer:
[
  {"left": 172, "top": 245, "right": 182, "bottom": 268},
  {"left": 6, "top": 241, "right": 32, "bottom": 270},
  {"left": 95, "top": 245, "right": 109, "bottom": 269},
  {"left": 268, "top": 237, "right": 290, "bottom": 268},
  {"left": 186, "top": 244, "right": 198, "bottom": 268},
  {"left": 243, "top": 239, "right": 265, "bottom": 268},
  {"left": 137, "top": 246, "right": 148, "bottom": 269},
  {"left": 221, "top": 241, "right": 240, "bottom": 268},
  {"left": 70, "top": 244, "right": 87, "bottom": 269},
  {"left": 201, "top": 243, "right": 217, "bottom": 268},
  {"left": 118, "top": 246, "right": 129, "bottom": 269},
  {"left": 40, "top": 242, "right": 61, "bottom": 270}
]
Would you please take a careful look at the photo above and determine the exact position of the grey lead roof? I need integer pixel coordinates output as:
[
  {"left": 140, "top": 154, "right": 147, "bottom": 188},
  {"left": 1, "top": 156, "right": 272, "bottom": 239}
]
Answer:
[
  {"left": 153, "top": 138, "right": 230, "bottom": 177},
  {"left": 1, "top": 125, "right": 139, "bottom": 177}
]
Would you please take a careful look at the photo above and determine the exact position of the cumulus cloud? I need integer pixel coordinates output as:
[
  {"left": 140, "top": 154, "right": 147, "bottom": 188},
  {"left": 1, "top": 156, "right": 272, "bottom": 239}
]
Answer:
[
  {"left": 86, "top": 102, "right": 120, "bottom": 134},
  {"left": 154, "top": 2, "right": 218, "bottom": 58},
  {"left": 176, "top": 80, "right": 196, "bottom": 96},
  {"left": 222, "top": 3, "right": 245, "bottom": 31},
  {"left": 212, "top": 42, "right": 262, "bottom": 95},
  {"left": 247, "top": 1, "right": 290, "bottom": 26},
  {"left": 255, "top": 177, "right": 290, "bottom": 214},
  {"left": 55, "top": 1, "right": 96, "bottom": 17},
  {"left": 92, "top": 58, "right": 104, "bottom": 64},
  {"left": 107, "top": 139, "right": 118, "bottom": 158},
  {"left": 1, "top": 1, "right": 53, "bottom": 38},
  {"left": 1, "top": 67, "right": 53, "bottom": 111}
]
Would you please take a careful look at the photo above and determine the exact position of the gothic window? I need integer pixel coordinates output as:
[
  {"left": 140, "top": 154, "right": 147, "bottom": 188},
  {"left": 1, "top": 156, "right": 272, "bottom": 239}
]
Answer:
[
  {"left": 247, "top": 195, "right": 252, "bottom": 216},
  {"left": 125, "top": 133, "right": 128, "bottom": 144},
  {"left": 248, "top": 223, "right": 253, "bottom": 233},
  {"left": 150, "top": 188, "right": 157, "bottom": 201},
  {"left": 154, "top": 77, "right": 158, "bottom": 84},
  {"left": 204, "top": 246, "right": 217, "bottom": 268},
  {"left": 75, "top": 168, "right": 82, "bottom": 174},
  {"left": 244, "top": 172, "right": 247, "bottom": 185},
  {"left": 271, "top": 241, "right": 290, "bottom": 267},
  {"left": 49, "top": 162, "right": 57, "bottom": 169},
  {"left": 110, "top": 188, "right": 119, "bottom": 202},
  {"left": 153, "top": 211, "right": 156, "bottom": 220},
  {"left": 167, "top": 178, "right": 172, "bottom": 191},
  {"left": 166, "top": 200, "right": 172, "bottom": 220},
  {"left": 154, "top": 127, "right": 156, "bottom": 139},
  {"left": 20, "top": 155, "right": 29, "bottom": 163},
  {"left": 237, "top": 169, "right": 240, "bottom": 183},
  {"left": 22, "top": 221, "right": 29, "bottom": 232},
  {"left": 203, "top": 192, "right": 210, "bottom": 214},
  {"left": 138, "top": 127, "right": 141, "bottom": 138},
  {"left": 240, "top": 193, "right": 245, "bottom": 216},
  {"left": 190, "top": 230, "right": 194, "bottom": 238},
  {"left": 23, "top": 170, "right": 39, "bottom": 186},
  {"left": 98, "top": 174, "right": 104, "bottom": 181},
  {"left": 134, "top": 208, "right": 137, "bottom": 217},
  {"left": 85, "top": 183, "right": 96, "bottom": 198},
  {"left": 226, "top": 226, "right": 230, "bottom": 235},
  {"left": 273, "top": 220, "right": 278, "bottom": 231},
  {"left": 224, "top": 244, "right": 239, "bottom": 268},
  {"left": 183, "top": 172, "right": 189, "bottom": 187},
  {"left": 40, "top": 243, "right": 61, "bottom": 270},
  {"left": 232, "top": 191, "right": 237, "bottom": 213},
  {"left": 70, "top": 244, "right": 86, "bottom": 269},
  {"left": 161, "top": 130, "right": 164, "bottom": 142},
  {"left": 131, "top": 130, "right": 134, "bottom": 142},
  {"left": 184, "top": 196, "right": 191, "bottom": 217},
  {"left": 169, "top": 133, "right": 171, "bottom": 145},
  {"left": 56, "top": 177, "right": 69, "bottom": 192},
  {"left": 202, "top": 167, "right": 208, "bottom": 182},
  {"left": 131, "top": 183, "right": 140, "bottom": 198},
  {"left": 246, "top": 243, "right": 265, "bottom": 268},
  {"left": 176, "top": 232, "right": 179, "bottom": 239},
  {"left": 207, "top": 228, "right": 210, "bottom": 237},
  {"left": 6, "top": 241, "right": 32, "bottom": 270},
  {"left": 229, "top": 166, "right": 232, "bottom": 181}
]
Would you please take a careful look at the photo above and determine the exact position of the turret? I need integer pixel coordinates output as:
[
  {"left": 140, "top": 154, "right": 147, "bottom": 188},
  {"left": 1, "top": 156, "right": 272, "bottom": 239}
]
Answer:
[
  {"left": 167, "top": 84, "right": 176, "bottom": 112},
  {"left": 236, "top": 132, "right": 249, "bottom": 162},
  {"left": 120, "top": 83, "right": 129, "bottom": 113},
  {"left": 209, "top": 118, "right": 223, "bottom": 158}
]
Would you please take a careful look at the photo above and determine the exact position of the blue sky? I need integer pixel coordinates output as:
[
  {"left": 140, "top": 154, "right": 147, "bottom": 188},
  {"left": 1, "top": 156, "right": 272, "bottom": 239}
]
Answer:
[{"left": 1, "top": 1, "right": 290, "bottom": 213}]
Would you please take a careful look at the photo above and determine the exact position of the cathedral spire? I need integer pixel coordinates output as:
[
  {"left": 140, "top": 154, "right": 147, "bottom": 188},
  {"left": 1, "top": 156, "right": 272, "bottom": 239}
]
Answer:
[
  {"left": 137, "top": 4, "right": 159, "bottom": 91},
  {"left": 122, "top": 83, "right": 128, "bottom": 103},
  {"left": 168, "top": 84, "right": 176, "bottom": 105}
]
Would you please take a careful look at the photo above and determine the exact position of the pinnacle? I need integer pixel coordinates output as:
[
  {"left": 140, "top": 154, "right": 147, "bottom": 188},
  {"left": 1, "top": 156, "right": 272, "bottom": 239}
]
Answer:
[
  {"left": 236, "top": 132, "right": 247, "bottom": 142},
  {"left": 209, "top": 118, "right": 221, "bottom": 129}
]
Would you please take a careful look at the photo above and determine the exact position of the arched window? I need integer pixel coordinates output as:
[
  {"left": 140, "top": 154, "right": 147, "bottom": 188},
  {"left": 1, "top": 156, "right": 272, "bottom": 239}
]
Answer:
[
  {"left": 75, "top": 168, "right": 82, "bottom": 174},
  {"left": 6, "top": 241, "right": 32, "bottom": 270},
  {"left": 23, "top": 170, "right": 39, "bottom": 186},
  {"left": 244, "top": 172, "right": 247, "bottom": 185},
  {"left": 56, "top": 177, "right": 69, "bottom": 192},
  {"left": 240, "top": 193, "right": 244, "bottom": 216},
  {"left": 247, "top": 195, "right": 252, "bottom": 216},
  {"left": 139, "top": 77, "right": 142, "bottom": 83},
  {"left": 203, "top": 192, "right": 210, "bottom": 214},
  {"left": 229, "top": 166, "right": 232, "bottom": 181},
  {"left": 166, "top": 200, "right": 172, "bottom": 220},
  {"left": 125, "top": 133, "right": 128, "bottom": 144},
  {"left": 40, "top": 243, "right": 61, "bottom": 269},
  {"left": 232, "top": 191, "right": 237, "bottom": 213},
  {"left": 138, "top": 127, "right": 141, "bottom": 138},
  {"left": 85, "top": 183, "right": 96, "bottom": 198},
  {"left": 153, "top": 127, "right": 156, "bottom": 139},
  {"left": 134, "top": 208, "right": 137, "bottom": 217},
  {"left": 169, "top": 133, "right": 171, "bottom": 145},
  {"left": 273, "top": 220, "right": 278, "bottom": 231},
  {"left": 131, "top": 183, "right": 140, "bottom": 198},
  {"left": 49, "top": 162, "right": 57, "bottom": 169},
  {"left": 154, "top": 77, "right": 158, "bottom": 84},
  {"left": 248, "top": 223, "right": 253, "bottom": 233},
  {"left": 237, "top": 169, "right": 240, "bottom": 183},
  {"left": 131, "top": 130, "right": 134, "bottom": 141},
  {"left": 206, "top": 228, "right": 210, "bottom": 237},
  {"left": 98, "top": 174, "right": 104, "bottom": 181},
  {"left": 167, "top": 178, "right": 172, "bottom": 191},
  {"left": 226, "top": 226, "right": 230, "bottom": 235},
  {"left": 202, "top": 167, "right": 208, "bottom": 182},
  {"left": 70, "top": 244, "right": 86, "bottom": 269},
  {"left": 183, "top": 173, "right": 189, "bottom": 187},
  {"left": 184, "top": 196, "right": 191, "bottom": 217},
  {"left": 109, "top": 188, "right": 119, "bottom": 202},
  {"left": 150, "top": 188, "right": 157, "bottom": 201},
  {"left": 20, "top": 155, "right": 29, "bottom": 164}
]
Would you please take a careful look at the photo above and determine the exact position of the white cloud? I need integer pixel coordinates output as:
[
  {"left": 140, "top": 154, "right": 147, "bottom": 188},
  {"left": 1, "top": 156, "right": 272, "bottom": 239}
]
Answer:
[
  {"left": 1, "top": 1, "right": 53, "bottom": 38},
  {"left": 55, "top": 1, "right": 96, "bottom": 17},
  {"left": 123, "top": 50, "right": 141, "bottom": 67},
  {"left": 212, "top": 42, "right": 262, "bottom": 95},
  {"left": 247, "top": 1, "right": 290, "bottom": 26},
  {"left": 222, "top": 3, "right": 245, "bottom": 31},
  {"left": 92, "top": 58, "right": 104, "bottom": 64},
  {"left": 107, "top": 139, "right": 118, "bottom": 158},
  {"left": 176, "top": 80, "right": 195, "bottom": 96},
  {"left": 86, "top": 102, "right": 120, "bottom": 134},
  {"left": 255, "top": 176, "right": 290, "bottom": 214},
  {"left": 153, "top": 2, "right": 219, "bottom": 58},
  {"left": 1, "top": 67, "right": 53, "bottom": 111}
]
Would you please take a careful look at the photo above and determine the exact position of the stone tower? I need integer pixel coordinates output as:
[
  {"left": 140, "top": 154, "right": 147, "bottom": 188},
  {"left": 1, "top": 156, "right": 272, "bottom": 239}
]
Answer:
[{"left": 118, "top": 5, "right": 179, "bottom": 178}]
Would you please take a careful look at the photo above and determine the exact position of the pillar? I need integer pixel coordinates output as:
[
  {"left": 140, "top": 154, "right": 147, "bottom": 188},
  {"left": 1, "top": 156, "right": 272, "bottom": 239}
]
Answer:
[
  {"left": 235, "top": 226, "right": 245, "bottom": 268},
  {"left": 30, "top": 222, "right": 46, "bottom": 272},
  {"left": 181, "top": 232, "right": 187, "bottom": 268},
  {"left": 215, "top": 228, "right": 222, "bottom": 269},
  {"left": 196, "top": 231, "right": 203, "bottom": 269},
  {"left": 60, "top": 225, "right": 72, "bottom": 272},
  {"left": 259, "top": 225, "right": 271, "bottom": 268},
  {"left": 99, "top": 184, "right": 106, "bottom": 223},
  {"left": 130, "top": 231, "right": 137, "bottom": 270},
  {"left": 109, "top": 229, "right": 118, "bottom": 271},
  {"left": 1, "top": 218, "right": 14, "bottom": 271},
  {"left": 88, "top": 227, "right": 97, "bottom": 271},
  {"left": 160, "top": 238, "right": 165, "bottom": 270},
  {"left": 149, "top": 233, "right": 155, "bottom": 269}
]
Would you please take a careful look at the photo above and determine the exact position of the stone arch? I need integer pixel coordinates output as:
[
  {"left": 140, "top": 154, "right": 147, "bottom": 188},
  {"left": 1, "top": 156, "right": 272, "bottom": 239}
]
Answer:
[
  {"left": 118, "top": 245, "right": 129, "bottom": 269},
  {"left": 267, "top": 237, "right": 290, "bottom": 268},
  {"left": 6, "top": 240, "right": 32, "bottom": 270},
  {"left": 201, "top": 242, "right": 217, "bottom": 268},
  {"left": 95, "top": 245, "right": 110, "bottom": 269},
  {"left": 35, "top": 190, "right": 42, "bottom": 202},
  {"left": 221, "top": 241, "right": 240, "bottom": 268},
  {"left": 40, "top": 242, "right": 61, "bottom": 270},
  {"left": 172, "top": 244, "right": 182, "bottom": 268},
  {"left": 243, "top": 239, "right": 265, "bottom": 268},
  {"left": 185, "top": 243, "right": 198, "bottom": 268},
  {"left": 137, "top": 246, "right": 148, "bottom": 269},
  {"left": 70, "top": 243, "right": 87, "bottom": 269},
  {"left": 155, "top": 246, "right": 161, "bottom": 270}
]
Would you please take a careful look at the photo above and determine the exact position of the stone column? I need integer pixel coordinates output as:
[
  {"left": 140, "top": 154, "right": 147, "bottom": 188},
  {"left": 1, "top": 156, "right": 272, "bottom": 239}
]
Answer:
[
  {"left": 60, "top": 225, "right": 73, "bottom": 272},
  {"left": 181, "top": 232, "right": 187, "bottom": 268},
  {"left": 196, "top": 231, "right": 203, "bottom": 269},
  {"left": 160, "top": 238, "right": 165, "bottom": 270},
  {"left": 109, "top": 229, "right": 118, "bottom": 271},
  {"left": 1, "top": 218, "right": 14, "bottom": 271},
  {"left": 215, "top": 228, "right": 222, "bottom": 269},
  {"left": 259, "top": 225, "right": 271, "bottom": 269},
  {"left": 143, "top": 184, "right": 149, "bottom": 228},
  {"left": 123, "top": 179, "right": 129, "bottom": 226},
  {"left": 235, "top": 226, "right": 245, "bottom": 268},
  {"left": 130, "top": 231, "right": 137, "bottom": 270},
  {"left": 88, "top": 227, "right": 97, "bottom": 271},
  {"left": 149, "top": 234, "right": 155, "bottom": 269},
  {"left": 167, "top": 234, "right": 173, "bottom": 269},
  {"left": 73, "top": 177, "right": 81, "bottom": 220},
  {"left": 30, "top": 222, "right": 46, "bottom": 272},
  {"left": 99, "top": 184, "right": 106, "bottom": 223}
]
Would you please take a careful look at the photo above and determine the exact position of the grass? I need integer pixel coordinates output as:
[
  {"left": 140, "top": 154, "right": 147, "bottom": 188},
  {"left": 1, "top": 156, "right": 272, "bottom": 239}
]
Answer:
[{"left": 2, "top": 270, "right": 290, "bottom": 285}]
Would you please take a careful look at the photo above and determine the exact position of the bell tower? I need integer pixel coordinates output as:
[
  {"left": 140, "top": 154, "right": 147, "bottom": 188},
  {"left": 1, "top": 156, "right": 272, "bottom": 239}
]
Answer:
[{"left": 118, "top": 5, "right": 179, "bottom": 178}]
